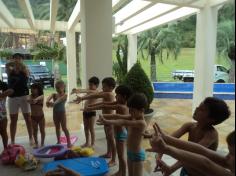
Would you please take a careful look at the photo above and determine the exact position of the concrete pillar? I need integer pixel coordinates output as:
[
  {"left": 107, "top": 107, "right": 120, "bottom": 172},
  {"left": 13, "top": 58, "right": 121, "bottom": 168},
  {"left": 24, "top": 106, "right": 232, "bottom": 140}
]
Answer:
[
  {"left": 128, "top": 34, "right": 138, "bottom": 71},
  {"left": 81, "top": 0, "right": 113, "bottom": 88},
  {"left": 193, "top": 5, "right": 218, "bottom": 111},
  {"left": 66, "top": 30, "right": 77, "bottom": 101}
]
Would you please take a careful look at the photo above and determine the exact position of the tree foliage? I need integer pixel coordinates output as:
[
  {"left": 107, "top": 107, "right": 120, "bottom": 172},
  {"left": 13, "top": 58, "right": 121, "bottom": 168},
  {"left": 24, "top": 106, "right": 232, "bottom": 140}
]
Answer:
[
  {"left": 113, "top": 35, "right": 128, "bottom": 84},
  {"left": 124, "top": 63, "right": 154, "bottom": 110},
  {"left": 30, "top": 43, "right": 66, "bottom": 61}
]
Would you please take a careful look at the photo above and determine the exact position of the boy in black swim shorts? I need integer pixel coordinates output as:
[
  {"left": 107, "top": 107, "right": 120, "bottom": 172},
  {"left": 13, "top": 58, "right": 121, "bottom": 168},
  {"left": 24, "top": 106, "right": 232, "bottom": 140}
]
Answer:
[{"left": 71, "top": 77, "right": 100, "bottom": 148}]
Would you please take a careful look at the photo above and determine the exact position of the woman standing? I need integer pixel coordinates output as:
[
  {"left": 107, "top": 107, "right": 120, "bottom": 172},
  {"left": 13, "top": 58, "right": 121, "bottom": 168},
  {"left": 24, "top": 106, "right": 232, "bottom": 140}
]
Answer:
[{"left": 7, "top": 53, "right": 33, "bottom": 145}]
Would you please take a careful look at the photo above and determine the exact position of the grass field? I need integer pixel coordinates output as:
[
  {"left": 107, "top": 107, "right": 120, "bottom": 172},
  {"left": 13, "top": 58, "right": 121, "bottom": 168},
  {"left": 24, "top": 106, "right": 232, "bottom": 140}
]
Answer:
[{"left": 113, "top": 48, "right": 232, "bottom": 82}]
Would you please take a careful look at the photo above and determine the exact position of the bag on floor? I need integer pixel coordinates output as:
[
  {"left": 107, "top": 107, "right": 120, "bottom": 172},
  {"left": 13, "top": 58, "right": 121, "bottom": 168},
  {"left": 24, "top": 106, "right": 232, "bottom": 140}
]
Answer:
[{"left": 1, "top": 144, "right": 26, "bottom": 165}]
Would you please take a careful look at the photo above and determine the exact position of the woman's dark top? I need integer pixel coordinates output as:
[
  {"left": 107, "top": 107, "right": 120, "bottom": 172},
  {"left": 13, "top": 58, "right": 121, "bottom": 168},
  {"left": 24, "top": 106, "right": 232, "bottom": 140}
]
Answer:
[{"left": 8, "top": 72, "right": 29, "bottom": 98}]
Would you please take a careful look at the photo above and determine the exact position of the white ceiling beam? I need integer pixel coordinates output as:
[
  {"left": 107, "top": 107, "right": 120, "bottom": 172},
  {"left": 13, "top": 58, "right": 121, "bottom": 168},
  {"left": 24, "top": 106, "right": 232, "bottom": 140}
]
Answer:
[
  {"left": 8, "top": 19, "right": 81, "bottom": 32},
  {"left": 112, "top": 0, "right": 129, "bottom": 12},
  {"left": 209, "top": 0, "right": 229, "bottom": 7},
  {"left": 115, "top": 2, "right": 156, "bottom": 26},
  {"left": 0, "top": 0, "right": 15, "bottom": 28},
  {"left": 148, "top": 0, "right": 204, "bottom": 8},
  {"left": 50, "top": 0, "right": 59, "bottom": 33},
  {"left": 17, "top": 0, "right": 35, "bottom": 30},
  {"left": 68, "top": 0, "right": 81, "bottom": 31},
  {"left": 117, "top": 0, "right": 198, "bottom": 34},
  {"left": 116, "top": 6, "right": 180, "bottom": 34}
]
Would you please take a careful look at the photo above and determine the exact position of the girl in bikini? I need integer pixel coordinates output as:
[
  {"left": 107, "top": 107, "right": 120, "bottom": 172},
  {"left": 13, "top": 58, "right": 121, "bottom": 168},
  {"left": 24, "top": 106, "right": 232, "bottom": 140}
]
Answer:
[{"left": 28, "top": 83, "right": 45, "bottom": 148}]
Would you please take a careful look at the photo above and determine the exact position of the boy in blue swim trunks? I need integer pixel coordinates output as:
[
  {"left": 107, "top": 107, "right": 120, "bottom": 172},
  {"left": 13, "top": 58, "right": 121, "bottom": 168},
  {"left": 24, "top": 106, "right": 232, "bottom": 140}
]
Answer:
[
  {"left": 85, "top": 85, "right": 132, "bottom": 175},
  {"left": 99, "top": 93, "right": 147, "bottom": 176}
]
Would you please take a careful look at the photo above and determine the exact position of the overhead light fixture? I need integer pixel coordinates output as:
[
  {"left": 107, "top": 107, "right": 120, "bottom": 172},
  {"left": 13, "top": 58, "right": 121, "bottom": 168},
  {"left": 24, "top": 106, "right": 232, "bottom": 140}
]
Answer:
[
  {"left": 112, "top": 0, "right": 121, "bottom": 7},
  {"left": 126, "top": 7, "right": 198, "bottom": 34},
  {"left": 113, "top": 0, "right": 152, "bottom": 25},
  {"left": 116, "top": 3, "right": 177, "bottom": 34}
]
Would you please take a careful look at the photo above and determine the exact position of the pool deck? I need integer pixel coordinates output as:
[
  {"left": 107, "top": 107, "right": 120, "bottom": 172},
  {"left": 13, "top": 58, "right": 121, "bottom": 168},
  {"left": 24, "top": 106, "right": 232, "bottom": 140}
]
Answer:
[{"left": 0, "top": 99, "right": 235, "bottom": 176}]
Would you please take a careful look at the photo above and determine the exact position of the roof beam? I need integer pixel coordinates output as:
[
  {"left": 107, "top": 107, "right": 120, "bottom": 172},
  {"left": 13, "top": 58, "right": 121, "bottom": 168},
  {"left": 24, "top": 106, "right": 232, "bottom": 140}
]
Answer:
[
  {"left": 209, "top": 0, "right": 229, "bottom": 7},
  {"left": 149, "top": 0, "right": 203, "bottom": 8},
  {"left": 112, "top": 0, "right": 129, "bottom": 12},
  {"left": 9, "top": 19, "right": 81, "bottom": 32},
  {"left": 116, "top": 6, "right": 180, "bottom": 34},
  {"left": 50, "top": 0, "right": 59, "bottom": 32},
  {"left": 68, "top": 0, "right": 80, "bottom": 31},
  {"left": 115, "top": 2, "right": 156, "bottom": 26},
  {"left": 17, "top": 0, "right": 35, "bottom": 30},
  {"left": 0, "top": 0, "right": 15, "bottom": 28},
  {"left": 117, "top": 0, "right": 198, "bottom": 34}
]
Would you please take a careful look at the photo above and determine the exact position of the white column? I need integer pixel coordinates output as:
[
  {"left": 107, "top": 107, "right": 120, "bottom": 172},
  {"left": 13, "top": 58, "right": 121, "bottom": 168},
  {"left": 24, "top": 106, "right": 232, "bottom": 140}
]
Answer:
[
  {"left": 81, "top": 0, "right": 112, "bottom": 88},
  {"left": 66, "top": 30, "right": 77, "bottom": 101},
  {"left": 193, "top": 5, "right": 218, "bottom": 111},
  {"left": 128, "top": 34, "right": 138, "bottom": 71}
]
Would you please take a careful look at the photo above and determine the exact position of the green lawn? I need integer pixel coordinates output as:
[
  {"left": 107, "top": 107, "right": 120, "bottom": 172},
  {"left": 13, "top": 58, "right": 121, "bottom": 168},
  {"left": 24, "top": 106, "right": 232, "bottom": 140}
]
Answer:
[{"left": 113, "top": 48, "right": 232, "bottom": 82}]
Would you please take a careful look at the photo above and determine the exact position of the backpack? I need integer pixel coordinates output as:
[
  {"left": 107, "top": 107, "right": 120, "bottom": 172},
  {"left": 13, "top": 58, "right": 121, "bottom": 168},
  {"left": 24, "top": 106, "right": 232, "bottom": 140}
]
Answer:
[{"left": 1, "top": 144, "right": 26, "bottom": 165}]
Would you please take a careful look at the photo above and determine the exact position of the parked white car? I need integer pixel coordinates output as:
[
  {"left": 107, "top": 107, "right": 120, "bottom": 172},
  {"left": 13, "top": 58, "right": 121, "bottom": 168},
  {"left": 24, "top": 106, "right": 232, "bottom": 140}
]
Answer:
[{"left": 172, "top": 65, "right": 230, "bottom": 83}]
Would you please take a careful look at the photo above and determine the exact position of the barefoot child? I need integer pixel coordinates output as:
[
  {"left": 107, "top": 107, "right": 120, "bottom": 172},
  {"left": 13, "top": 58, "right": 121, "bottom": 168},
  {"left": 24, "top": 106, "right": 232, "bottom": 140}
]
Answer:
[
  {"left": 46, "top": 80, "right": 72, "bottom": 148},
  {"left": 71, "top": 76, "right": 100, "bottom": 148},
  {"left": 76, "top": 77, "right": 117, "bottom": 167},
  {"left": 0, "top": 81, "right": 13, "bottom": 149},
  {"left": 99, "top": 93, "right": 147, "bottom": 176},
  {"left": 156, "top": 97, "right": 231, "bottom": 176},
  {"left": 148, "top": 124, "right": 235, "bottom": 176},
  {"left": 85, "top": 85, "right": 133, "bottom": 175},
  {"left": 28, "top": 83, "right": 45, "bottom": 148}
]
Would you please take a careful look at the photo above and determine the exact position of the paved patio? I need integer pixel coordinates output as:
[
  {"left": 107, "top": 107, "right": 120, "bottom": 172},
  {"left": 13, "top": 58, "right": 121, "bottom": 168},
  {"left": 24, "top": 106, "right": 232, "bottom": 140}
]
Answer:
[{"left": 0, "top": 99, "right": 235, "bottom": 176}]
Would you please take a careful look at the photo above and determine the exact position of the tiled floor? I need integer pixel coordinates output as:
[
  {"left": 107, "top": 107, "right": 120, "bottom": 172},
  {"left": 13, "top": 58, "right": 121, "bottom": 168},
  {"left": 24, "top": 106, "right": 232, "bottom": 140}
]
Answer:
[{"left": 0, "top": 99, "right": 235, "bottom": 176}]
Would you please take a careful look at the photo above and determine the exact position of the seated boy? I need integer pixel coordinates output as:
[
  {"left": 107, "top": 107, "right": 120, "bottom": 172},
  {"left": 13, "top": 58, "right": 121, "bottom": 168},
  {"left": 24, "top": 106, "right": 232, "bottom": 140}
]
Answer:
[
  {"left": 99, "top": 93, "right": 147, "bottom": 176},
  {"left": 71, "top": 77, "right": 100, "bottom": 148},
  {"left": 148, "top": 124, "right": 235, "bottom": 176},
  {"left": 0, "top": 81, "right": 14, "bottom": 149},
  {"left": 75, "top": 77, "right": 117, "bottom": 167},
  {"left": 157, "top": 97, "right": 231, "bottom": 176},
  {"left": 84, "top": 85, "right": 132, "bottom": 176}
]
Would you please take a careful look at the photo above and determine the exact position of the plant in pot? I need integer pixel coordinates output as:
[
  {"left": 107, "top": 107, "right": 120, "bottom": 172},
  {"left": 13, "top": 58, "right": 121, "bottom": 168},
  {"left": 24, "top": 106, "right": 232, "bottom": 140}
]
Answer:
[{"left": 123, "top": 63, "right": 155, "bottom": 135}]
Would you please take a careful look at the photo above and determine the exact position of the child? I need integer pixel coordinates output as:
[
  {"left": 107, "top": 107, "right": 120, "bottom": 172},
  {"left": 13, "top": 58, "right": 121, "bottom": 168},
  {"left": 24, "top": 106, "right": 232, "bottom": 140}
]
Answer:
[
  {"left": 46, "top": 80, "right": 72, "bottom": 148},
  {"left": 0, "top": 81, "right": 13, "bottom": 149},
  {"left": 156, "top": 97, "right": 231, "bottom": 176},
  {"left": 99, "top": 93, "right": 147, "bottom": 176},
  {"left": 71, "top": 76, "right": 100, "bottom": 148},
  {"left": 148, "top": 124, "right": 235, "bottom": 176},
  {"left": 76, "top": 77, "right": 117, "bottom": 167},
  {"left": 85, "top": 85, "right": 132, "bottom": 175},
  {"left": 28, "top": 83, "right": 45, "bottom": 148}
]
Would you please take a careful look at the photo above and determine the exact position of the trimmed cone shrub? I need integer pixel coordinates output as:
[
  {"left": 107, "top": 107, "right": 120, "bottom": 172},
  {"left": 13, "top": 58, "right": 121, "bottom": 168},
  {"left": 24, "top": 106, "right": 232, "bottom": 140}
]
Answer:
[{"left": 124, "top": 63, "right": 154, "bottom": 110}]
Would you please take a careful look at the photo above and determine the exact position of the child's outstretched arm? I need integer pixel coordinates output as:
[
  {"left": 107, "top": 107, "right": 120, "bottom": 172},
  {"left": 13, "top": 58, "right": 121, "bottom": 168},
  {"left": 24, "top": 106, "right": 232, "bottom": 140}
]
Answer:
[
  {"left": 153, "top": 123, "right": 228, "bottom": 168},
  {"left": 102, "top": 114, "right": 132, "bottom": 120},
  {"left": 0, "top": 89, "right": 14, "bottom": 99},
  {"left": 149, "top": 132, "right": 233, "bottom": 176},
  {"left": 100, "top": 115, "right": 144, "bottom": 127},
  {"left": 54, "top": 94, "right": 67, "bottom": 105},
  {"left": 87, "top": 101, "right": 117, "bottom": 108},
  {"left": 76, "top": 92, "right": 112, "bottom": 103},
  {"left": 71, "top": 88, "right": 97, "bottom": 95},
  {"left": 46, "top": 94, "right": 54, "bottom": 107},
  {"left": 84, "top": 104, "right": 120, "bottom": 112}
]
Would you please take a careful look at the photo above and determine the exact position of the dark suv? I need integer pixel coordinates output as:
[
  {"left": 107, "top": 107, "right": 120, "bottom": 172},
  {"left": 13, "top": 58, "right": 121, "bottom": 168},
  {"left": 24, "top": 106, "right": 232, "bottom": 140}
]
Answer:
[{"left": 28, "top": 65, "right": 54, "bottom": 87}]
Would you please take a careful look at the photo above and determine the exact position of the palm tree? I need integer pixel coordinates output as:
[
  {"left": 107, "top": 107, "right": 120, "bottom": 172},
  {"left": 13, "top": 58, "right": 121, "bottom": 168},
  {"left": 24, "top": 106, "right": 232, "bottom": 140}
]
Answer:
[
  {"left": 139, "top": 25, "right": 181, "bottom": 81},
  {"left": 113, "top": 35, "right": 128, "bottom": 84}
]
